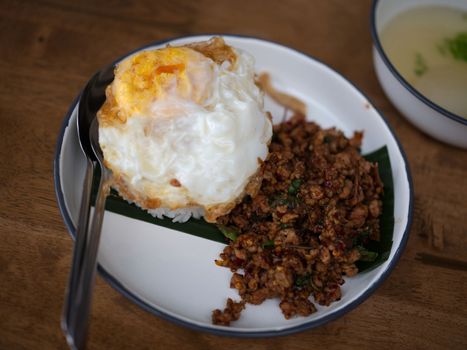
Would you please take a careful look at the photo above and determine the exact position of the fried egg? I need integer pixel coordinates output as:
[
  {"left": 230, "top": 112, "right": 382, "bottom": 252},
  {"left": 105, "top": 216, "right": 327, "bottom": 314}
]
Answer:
[{"left": 97, "top": 38, "right": 272, "bottom": 223}]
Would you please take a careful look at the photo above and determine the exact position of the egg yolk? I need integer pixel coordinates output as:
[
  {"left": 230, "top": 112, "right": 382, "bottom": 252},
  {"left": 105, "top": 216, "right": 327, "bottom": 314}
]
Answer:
[{"left": 111, "top": 47, "right": 215, "bottom": 119}]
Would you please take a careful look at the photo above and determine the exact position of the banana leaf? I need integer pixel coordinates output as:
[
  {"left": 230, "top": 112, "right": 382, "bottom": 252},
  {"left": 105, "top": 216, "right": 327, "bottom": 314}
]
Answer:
[{"left": 356, "top": 146, "right": 394, "bottom": 272}]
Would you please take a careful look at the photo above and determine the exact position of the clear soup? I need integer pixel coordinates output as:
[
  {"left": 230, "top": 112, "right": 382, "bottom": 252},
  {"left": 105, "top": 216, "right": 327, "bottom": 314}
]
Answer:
[{"left": 381, "top": 6, "right": 467, "bottom": 119}]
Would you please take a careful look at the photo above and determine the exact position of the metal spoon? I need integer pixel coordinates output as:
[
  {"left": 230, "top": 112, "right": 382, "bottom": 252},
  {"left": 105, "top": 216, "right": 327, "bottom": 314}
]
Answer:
[{"left": 61, "top": 65, "right": 114, "bottom": 350}]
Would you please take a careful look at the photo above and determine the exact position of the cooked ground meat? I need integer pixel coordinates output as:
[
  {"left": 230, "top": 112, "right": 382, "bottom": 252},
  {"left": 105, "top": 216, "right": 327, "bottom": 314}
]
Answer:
[
  {"left": 212, "top": 114, "right": 383, "bottom": 326},
  {"left": 211, "top": 298, "right": 245, "bottom": 326}
]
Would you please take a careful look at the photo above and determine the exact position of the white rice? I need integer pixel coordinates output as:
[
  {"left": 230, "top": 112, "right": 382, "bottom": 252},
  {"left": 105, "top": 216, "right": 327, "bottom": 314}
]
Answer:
[
  {"left": 147, "top": 207, "right": 204, "bottom": 223},
  {"left": 120, "top": 192, "right": 204, "bottom": 223}
]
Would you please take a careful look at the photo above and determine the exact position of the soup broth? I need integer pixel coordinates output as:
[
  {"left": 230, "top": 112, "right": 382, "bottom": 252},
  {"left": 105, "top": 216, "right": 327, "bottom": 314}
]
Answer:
[{"left": 381, "top": 6, "right": 467, "bottom": 118}]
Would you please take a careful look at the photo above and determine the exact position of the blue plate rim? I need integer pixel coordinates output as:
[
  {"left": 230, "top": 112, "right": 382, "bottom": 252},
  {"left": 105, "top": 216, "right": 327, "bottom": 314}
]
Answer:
[
  {"left": 370, "top": 0, "right": 467, "bottom": 126},
  {"left": 54, "top": 34, "right": 414, "bottom": 338}
]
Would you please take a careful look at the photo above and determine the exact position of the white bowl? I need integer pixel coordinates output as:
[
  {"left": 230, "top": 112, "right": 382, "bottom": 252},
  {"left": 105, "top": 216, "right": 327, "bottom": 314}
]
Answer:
[
  {"left": 371, "top": 0, "right": 467, "bottom": 148},
  {"left": 54, "top": 35, "right": 413, "bottom": 336}
]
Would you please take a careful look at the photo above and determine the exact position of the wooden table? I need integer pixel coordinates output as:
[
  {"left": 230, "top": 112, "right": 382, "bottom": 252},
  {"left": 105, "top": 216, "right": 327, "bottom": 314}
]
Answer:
[{"left": 1, "top": 0, "right": 466, "bottom": 349}]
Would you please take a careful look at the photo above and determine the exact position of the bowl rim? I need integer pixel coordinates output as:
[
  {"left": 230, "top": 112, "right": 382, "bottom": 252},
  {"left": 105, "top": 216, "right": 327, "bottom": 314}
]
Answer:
[
  {"left": 54, "top": 34, "right": 414, "bottom": 337},
  {"left": 370, "top": 0, "right": 467, "bottom": 126}
]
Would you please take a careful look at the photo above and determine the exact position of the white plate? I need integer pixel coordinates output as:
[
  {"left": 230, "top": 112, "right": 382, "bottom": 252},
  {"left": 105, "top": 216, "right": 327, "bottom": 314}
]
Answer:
[{"left": 54, "top": 35, "right": 413, "bottom": 336}]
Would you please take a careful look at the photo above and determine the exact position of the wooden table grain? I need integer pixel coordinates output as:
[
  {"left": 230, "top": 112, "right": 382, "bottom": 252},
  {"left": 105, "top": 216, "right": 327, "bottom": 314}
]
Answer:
[{"left": 1, "top": 0, "right": 466, "bottom": 349}]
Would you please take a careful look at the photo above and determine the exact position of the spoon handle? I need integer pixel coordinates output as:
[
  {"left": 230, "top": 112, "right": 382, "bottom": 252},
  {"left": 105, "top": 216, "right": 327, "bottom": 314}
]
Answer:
[
  {"left": 62, "top": 163, "right": 110, "bottom": 350},
  {"left": 61, "top": 158, "right": 94, "bottom": 345}
]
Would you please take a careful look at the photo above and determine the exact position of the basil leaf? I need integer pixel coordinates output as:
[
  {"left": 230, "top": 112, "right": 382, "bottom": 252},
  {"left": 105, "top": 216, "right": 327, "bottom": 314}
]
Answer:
[{"left": 217, "top": 225, "right": 239, "bottom": 241}]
